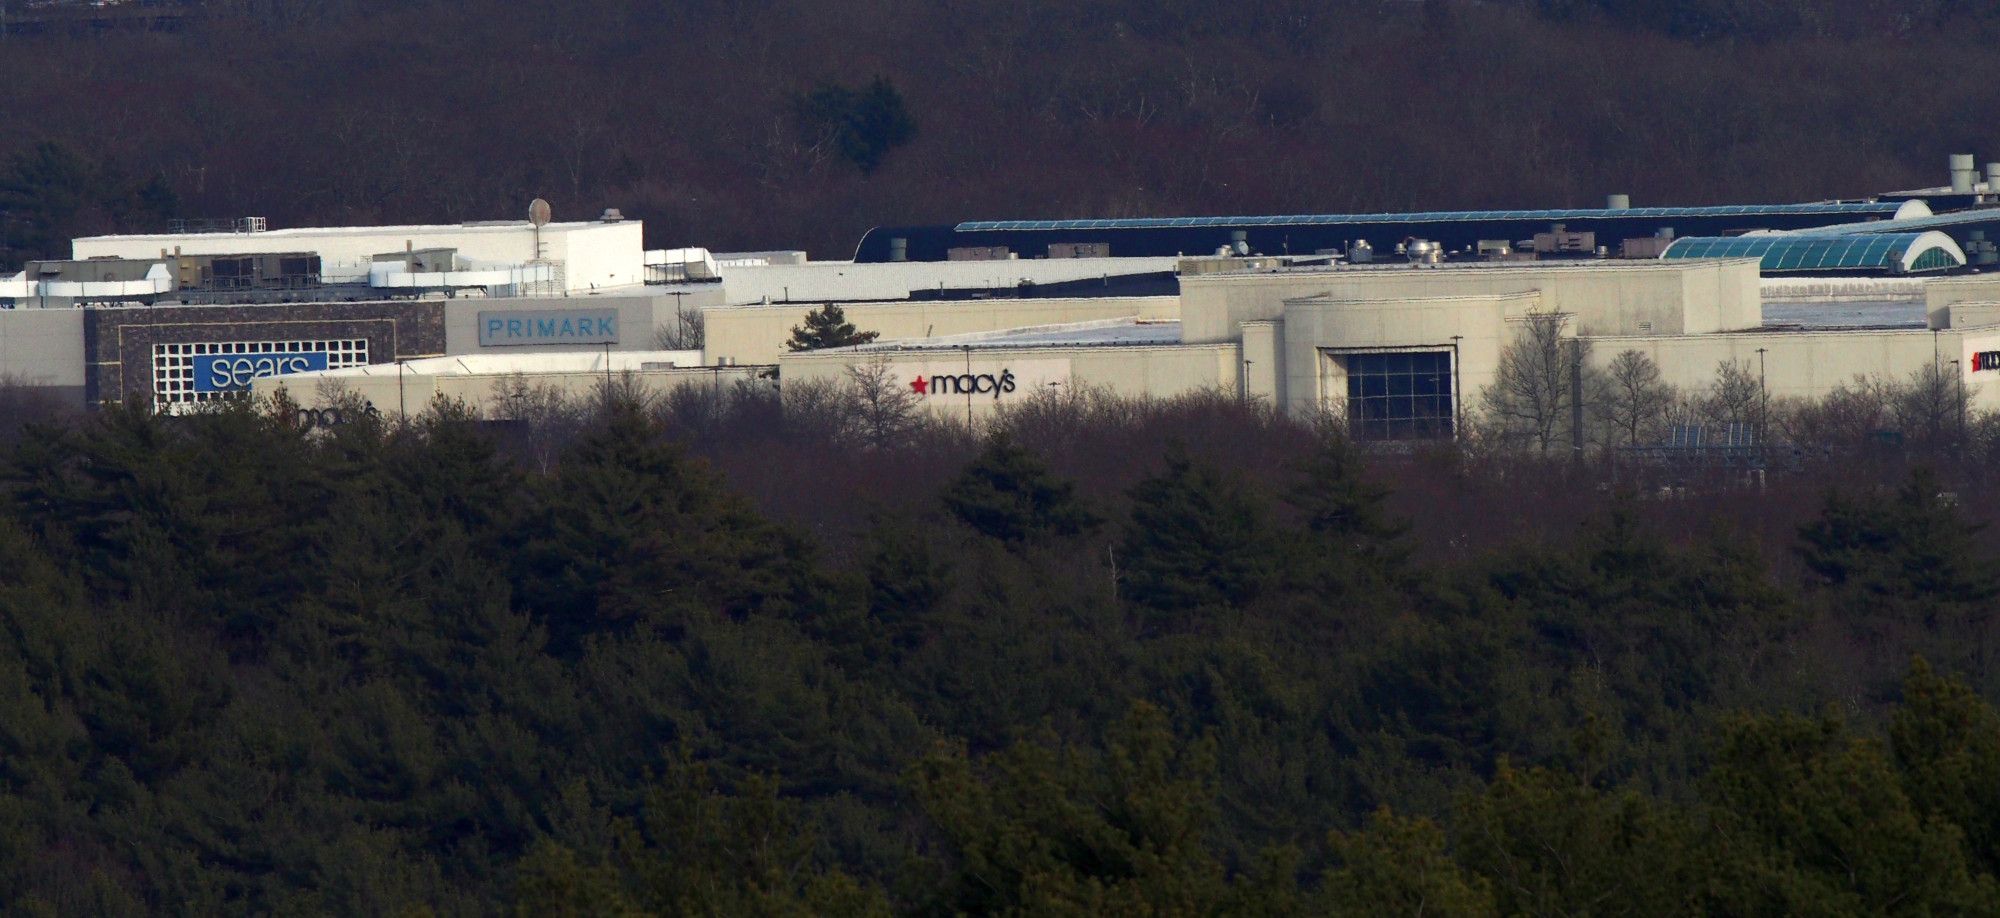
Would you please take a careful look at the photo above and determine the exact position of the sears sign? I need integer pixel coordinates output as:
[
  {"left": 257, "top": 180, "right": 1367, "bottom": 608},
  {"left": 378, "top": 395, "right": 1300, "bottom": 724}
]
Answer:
[
  {"left": 192, "top": 352, "right": 332, "bottom": 393},
  {"left": 478, "top": 308, "right": 619, "bottom": 347}
]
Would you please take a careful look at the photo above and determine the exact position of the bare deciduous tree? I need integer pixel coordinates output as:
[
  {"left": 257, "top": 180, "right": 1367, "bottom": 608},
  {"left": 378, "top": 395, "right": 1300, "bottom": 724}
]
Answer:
[
  {"left": 653, "top": 305, "right": 706, "bottom": 351},
  {"left": 1600, "top": 349, "right": 1676, "bottom": 447},
  {"left": 843, "top": 357, "right": 922, "bottom": 449},
  {"left": 1479, "top": 311, "right": 1590, "bottom": 453},
  {"left": 490, "top": 373, "right": 589, "bottom": 472},
  {"left": 1892, "top": 360, "right": 1970, "bottom": 449},
  {"left": 1700, "top": 359, "right": 1764, "bottom": 431}
]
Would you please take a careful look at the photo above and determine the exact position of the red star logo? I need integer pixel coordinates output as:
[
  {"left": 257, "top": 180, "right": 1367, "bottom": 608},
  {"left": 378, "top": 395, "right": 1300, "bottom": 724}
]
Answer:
[{"left": 909, "top": 376, "right": 928, "bottom": 394}]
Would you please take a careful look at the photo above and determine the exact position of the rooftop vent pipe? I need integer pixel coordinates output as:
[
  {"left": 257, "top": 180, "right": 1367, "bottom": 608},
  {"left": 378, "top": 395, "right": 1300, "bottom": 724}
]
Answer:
[
  {"left": 599, "top": 208, "right": 625, "bottom": 222},
  {"left": 1952, "top": 154, "right": 1977, "bottom": 194}
]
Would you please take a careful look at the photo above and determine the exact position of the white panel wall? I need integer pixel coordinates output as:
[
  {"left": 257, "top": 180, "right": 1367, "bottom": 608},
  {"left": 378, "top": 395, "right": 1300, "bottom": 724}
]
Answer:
[{"left": 548, "top": 221, "right": 647, "bottom": 290}]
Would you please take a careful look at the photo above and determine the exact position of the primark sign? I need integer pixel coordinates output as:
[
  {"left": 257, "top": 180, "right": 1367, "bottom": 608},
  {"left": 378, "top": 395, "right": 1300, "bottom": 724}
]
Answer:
[{"left": 478, "top": 308, "right": 620, "bottom": 347}]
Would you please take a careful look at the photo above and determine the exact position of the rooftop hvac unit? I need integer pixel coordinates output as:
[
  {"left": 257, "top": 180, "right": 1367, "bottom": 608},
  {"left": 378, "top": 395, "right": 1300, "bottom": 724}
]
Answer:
[{"left": 643, "top": 247, "right": 720, "bottom": 281}]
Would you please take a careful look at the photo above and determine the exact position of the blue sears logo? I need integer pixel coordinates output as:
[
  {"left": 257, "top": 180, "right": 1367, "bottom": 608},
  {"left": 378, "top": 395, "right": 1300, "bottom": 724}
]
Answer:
[
  {"left": 478, "top": 308, "right": 620, "bottom": 347},
  {"left": 193, "top": 352, "right": 332, "bottom": 392}
]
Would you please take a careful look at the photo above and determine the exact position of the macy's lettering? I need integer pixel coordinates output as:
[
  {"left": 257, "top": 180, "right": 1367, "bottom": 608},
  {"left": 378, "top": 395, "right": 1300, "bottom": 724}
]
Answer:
[
  {"left": 910, "top": 370, "right": 1017, "bottom": 398},
  {"left": 296, "top": 404, "right": 381, "bottom": 432}
]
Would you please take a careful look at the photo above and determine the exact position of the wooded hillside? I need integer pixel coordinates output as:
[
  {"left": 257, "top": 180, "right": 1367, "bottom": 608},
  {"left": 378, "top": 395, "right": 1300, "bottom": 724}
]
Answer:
[
  {"left": 4, "top": 0, "right": 2000, "bottom": 267},
  {"left": 4, "top": 381, "right": 2000, "bottom": 912}
]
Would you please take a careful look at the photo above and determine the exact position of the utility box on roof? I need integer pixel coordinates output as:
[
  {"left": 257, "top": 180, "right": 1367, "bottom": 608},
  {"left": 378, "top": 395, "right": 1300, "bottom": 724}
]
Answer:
[
  {"left": 947, "top": 246, "right": 1012, "bottom": 261},
  {"left": 1534, "top": 225, "right": 1596, "bottom": 255},
  {"left": 1047, "top": 242, "right": 1111, "bottom": 259}
]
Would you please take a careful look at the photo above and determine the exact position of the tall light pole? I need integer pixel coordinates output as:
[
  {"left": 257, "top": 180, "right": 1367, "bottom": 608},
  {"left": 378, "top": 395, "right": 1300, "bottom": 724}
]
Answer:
[
  {"left": 1954, "top": 358, "right": 1966, "bottom": 444},
  {"left": 1755, "top": 347, "right": 1767, "bottom": 438},
  {"left": 960, "top": 344, "right": 974, "bottom": 427},
  {"left": 1450, "top": 335, "right": 1463, "bottom": 438}
]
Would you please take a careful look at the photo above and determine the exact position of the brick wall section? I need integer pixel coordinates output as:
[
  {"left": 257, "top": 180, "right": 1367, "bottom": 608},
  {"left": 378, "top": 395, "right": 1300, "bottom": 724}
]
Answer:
[{"left": 82, "top": 300, "right": 446, "bottom": 404}]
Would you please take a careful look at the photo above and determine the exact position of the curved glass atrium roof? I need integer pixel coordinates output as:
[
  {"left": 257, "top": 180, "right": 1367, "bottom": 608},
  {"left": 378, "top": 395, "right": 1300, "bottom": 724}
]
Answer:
[
  {"left": 955, "top": 202, "right": 1910, "bottom": 232},
  {"left": 1658, "top": 231, "right": 1965, "bottom": 274}
]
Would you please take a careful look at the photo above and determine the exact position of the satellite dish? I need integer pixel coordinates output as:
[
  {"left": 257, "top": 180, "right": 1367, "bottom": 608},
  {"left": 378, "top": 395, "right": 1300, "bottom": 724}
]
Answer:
[{"left": 528, "top": 198, "right": 552, "bottom": 227}]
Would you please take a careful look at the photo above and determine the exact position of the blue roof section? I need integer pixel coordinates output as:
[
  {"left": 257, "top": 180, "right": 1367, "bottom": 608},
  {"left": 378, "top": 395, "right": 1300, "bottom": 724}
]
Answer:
[
  {"left": 1786, "top": 206, "right": 2000, "bottom": 236},
  {"left": 955, "top": 203, "right": 1907, "bottom": 233},
  {"left": 1659, "top": 233, "right": 1963, "bottom": 273}
]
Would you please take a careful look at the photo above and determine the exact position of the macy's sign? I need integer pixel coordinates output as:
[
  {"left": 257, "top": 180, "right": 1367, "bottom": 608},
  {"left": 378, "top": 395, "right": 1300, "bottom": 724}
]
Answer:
[{"left": 911, "top": 370, "right": 1018, "bottom": 398}]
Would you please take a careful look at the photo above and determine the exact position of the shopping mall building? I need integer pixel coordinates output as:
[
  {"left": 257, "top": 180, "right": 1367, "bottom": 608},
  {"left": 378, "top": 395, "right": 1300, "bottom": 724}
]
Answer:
[{"left": 8, "top": 157, "right": 2000, "bottom": 443}]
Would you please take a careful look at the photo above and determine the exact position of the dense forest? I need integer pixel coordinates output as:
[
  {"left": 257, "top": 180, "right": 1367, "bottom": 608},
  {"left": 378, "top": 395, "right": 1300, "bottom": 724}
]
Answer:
[
  {"left": 5, "top": 375, "right": 2000, "bottom": 912},
  {"left": 13, "top": 3, "right": 2000, "bottom": 913},
  {"left": 7, "top": 0, "right": 2000, "bottom": 267}
]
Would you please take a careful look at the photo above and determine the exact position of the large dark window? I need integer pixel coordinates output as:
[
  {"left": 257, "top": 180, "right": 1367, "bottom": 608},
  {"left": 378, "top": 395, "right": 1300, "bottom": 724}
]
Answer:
[{"left": 1338, "top": 350, "right": 1454, "bottom": 441}]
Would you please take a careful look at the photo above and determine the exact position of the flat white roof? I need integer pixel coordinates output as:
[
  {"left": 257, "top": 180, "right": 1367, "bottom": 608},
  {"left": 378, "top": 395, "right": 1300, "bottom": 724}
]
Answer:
[
  {"left": 75, "top": 220, "right": 627, "bottom": 245},
  {"left": 844, "top": 317, "right": 1183, "bottom": 352},
  {"left": 1760, "top": 300, "right": 1925, "bottom": 329},
  {"left": 1204, "top": 256, "right": 1764, "bottom": 279},
  {"left": 279, "top": 349, "right": 705, "bottom": 380}
]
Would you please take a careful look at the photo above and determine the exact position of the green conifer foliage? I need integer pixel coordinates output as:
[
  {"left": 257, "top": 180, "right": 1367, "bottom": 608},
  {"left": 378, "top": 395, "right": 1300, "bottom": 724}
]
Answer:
[
  {"left": 1453, "top": 762, "right": 1695, "bottom": 916},
  {"left": 909, "top": 703, "right": 1271, "bottom": 915},
  {"left": 512, "top": 759, "right": 891, "bottom": 916},
  {"left": 941, "top": 434, "right": 1098, "bottom": 544},
  {"left": 1704, "top": 712, "right": 2000, "bottom": 914},
  {"left": 1799, "top": 469, "right": 2000, "bottom": 683},
  {"left": 1322, "top": 808, "right": 1497, "bottom": 917},
  {"left": 1890, "top": 658, "right": 2000, "bottom": 876},
  {"left": 1281, "top": 423, "right": 1414, "bottom": 610},
  {"left": 785, "top": 303, "right": 880, "bottom": 352},
  {"left": 1120, "top": 446, "right": 1276, "bottom": 616},
  {"left": 1800, "top": 469, "right": 2000, "bottom": 615},
  {"left": 515, "top": 400, "right": 817, "bottom": 645}
]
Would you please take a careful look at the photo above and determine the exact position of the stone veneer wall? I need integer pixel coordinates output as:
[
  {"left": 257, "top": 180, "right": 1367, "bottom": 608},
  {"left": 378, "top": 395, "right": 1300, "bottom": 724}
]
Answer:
[{"left": 82, "top": 301, "right": 446, "bottom": 404}]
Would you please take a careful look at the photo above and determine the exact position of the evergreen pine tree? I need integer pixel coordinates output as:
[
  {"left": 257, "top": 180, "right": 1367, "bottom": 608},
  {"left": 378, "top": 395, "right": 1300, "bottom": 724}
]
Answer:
[
  {"left": 1890, "top": 658, "right": 2000, "bottom": 875},
  {"left": 941, "top": 434, "right": 1097, "bottom": 544},
  {"left": 514, "top": 399, "right": 817, "bottom": 648},
  {"left": 1283, "top": 423, "right": 1411, "bottom": 599},
  {"left": 1800, "top": 469, "right": 1999, "bottom": 611},
  {"left": 1321, "top": 808, "right": 1497, "bottom": 917},
  {"left": 1799, "top": 468, "right": 2000, "bottom": 677},
  {"left": 785, "top": 303, "right": 879, "bottom": 352},
  {"left": 910, "top": 703, "right": 1263, "bottom": 915},
  {"left": 1120, "top": 445, "right": 1275, "bottom": 616},
  {"left": 1703, "top": 711, "right": 2000, "bottom": 914}
]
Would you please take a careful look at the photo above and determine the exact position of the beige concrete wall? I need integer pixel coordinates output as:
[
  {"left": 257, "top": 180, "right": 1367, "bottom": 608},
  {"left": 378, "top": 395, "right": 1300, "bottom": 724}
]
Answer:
[
  {"left": 1179, "top": 258, "right": 1758, "bottom": 345},
  {"left": 778, "top": 342, "right": 1239, "bottom": 421},
  {"left": 1274, "top": 292, "right": 1530, "bottom": 417},
  {"left": 1926, "top": 276, "right": 2000, "bottom": 328},
  {"left": 1585, "top": 329, "right": 1982, "bottom": 406},
  {"left": 1945, "top": 303, "right": 2000, "bottom": 330},
  {"left": 257, "top": 366, "right": 766, "bottom": 418},
  {"left": 0, "top": 308, "right": 86, "bottom": 392},
  {"left": 1681, "top": 259, "right": 1763, "bottom": 334},
  {"left": 1241, "top": 321, "right": 1282, "bottom": 404},
  {"left": 704, "top": 296, "right": 1179, "bottom": 367}
]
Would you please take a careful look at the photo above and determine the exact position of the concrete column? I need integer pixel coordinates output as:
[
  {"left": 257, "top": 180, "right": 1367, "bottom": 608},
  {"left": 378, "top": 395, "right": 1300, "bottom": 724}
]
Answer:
[{"left": 1240, "top": 320, "right": 1283, "bottom": 407}]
